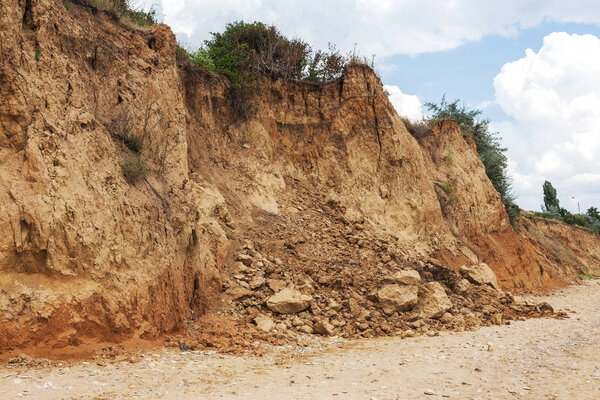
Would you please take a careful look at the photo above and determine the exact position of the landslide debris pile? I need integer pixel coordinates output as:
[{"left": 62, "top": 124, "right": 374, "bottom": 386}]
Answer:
[{"left": 181, "top": 180, "right": 557, "bottom": 350}]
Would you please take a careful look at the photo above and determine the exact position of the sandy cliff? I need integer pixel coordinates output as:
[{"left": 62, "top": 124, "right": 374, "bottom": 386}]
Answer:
[{"left": 1, "top": 0, "right": 598, "bottom": 353}]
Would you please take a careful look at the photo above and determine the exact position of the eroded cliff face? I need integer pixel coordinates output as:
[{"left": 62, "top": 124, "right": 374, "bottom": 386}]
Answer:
[
  {"left": 1, "top": 0, "right": 598, "bottom": 353},
  {"left": 518, "top": 216, "right": 600, "bottom": 282},
  {"left": 0, "top": 0, "right": 225, "bottom": 351}
]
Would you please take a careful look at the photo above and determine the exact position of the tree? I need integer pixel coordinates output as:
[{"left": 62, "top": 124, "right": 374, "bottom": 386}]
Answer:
[
  {"left": 587, "top": 206, "right": 600, "bottom": 220},
  {"left": 542, "top": 181, "right": 560, "bottom": 212}
]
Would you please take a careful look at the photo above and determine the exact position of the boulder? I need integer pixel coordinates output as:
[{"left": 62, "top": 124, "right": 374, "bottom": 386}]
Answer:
[
  {"left": 393, "top": 269, "right": 421, "bottom": 285},
  {"left": 254, "top": 314, "right": 275, "bottom": 332},
  {"left": 459, "top": 263, "right": 500, "bottom": 290},
  {"left": 266, "top": 288, "right": 313, "bottom": 313},
  {"left": 416, "top": 282, "right": 453, "bottom": 319},
  {"left": 377, "top": 284, "right": 419, "bottom": 315}
]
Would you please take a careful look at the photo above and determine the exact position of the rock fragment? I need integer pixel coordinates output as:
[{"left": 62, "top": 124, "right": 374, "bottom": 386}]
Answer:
[
  {"left": 393, "top": 269, "right": 421, "bottom": 285},
  {"left": 236, "top": 254, "right": 254, "bottom": 266},
  {"left": 226, "top": 287, "right": 254, "bottom": 300},
  {"left": 459, "top": 263, "right": 500, "bottom": 290},
  {"left": 377, "top": 284, "right": 419, "bottom": 315},
  {"left": 267, "top": 279, "right": 287, "bottom": 292},
  {"left": 416, "top": 282, "right": 453, "bottom": 319},
  {"left": 254, "top": 314, "right": 275, "bottom": 332},
  {"left": 313, "top": 319, "right": 335, "bottom": 336},
  {"left": 266, "top": 288, "right": 313, "bottom": 313}
]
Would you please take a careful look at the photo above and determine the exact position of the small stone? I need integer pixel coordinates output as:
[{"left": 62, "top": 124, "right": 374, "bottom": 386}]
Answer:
[
  {"left": 393, "top": 269, "right": 421, "bottom": 285},
  {"left": 357, "top": 322, "right": 370, "bottom": 331},
  {"left": 236, "top": 254, "right": 254, "bottom": 266},
  {"left": 455, "top": 279, "right": 471, "bottom": 293},
  {"left": 249, "top": 275, "right": 265, "bottom": 289},
  {"left": 348, "top": 298, "right": 362, "bottom": 316},
  {"left": 235, "top": 262, "right": 248, "bottom": 272},
  {"left": 292, "top": 316, "right": 304, "bottom": 327},
  {"left": 491, "top": 313, "right": 503, "bottom": 325},
  {"left": 267, "top": 279, "right": 287, "bottom": 292},
  {"left": 313, "top": 319, "right": 335, "bottom": 336},
  {"left": 402, "top": 329, "right": 416, "bottom": 338},
  {"left": 275, "top": 323, "right": 287, "bottom": 331},
  {"left": 424, "top": 389, "right": 436, "bottom": 395},
  {"left": 254, "top": 314, "right": 275, "bottom": 332},
  {"left": 299, "top": 325, "right": 313, "bottom": 334},
  {"left": 538, "top": 302, "right": 554, "bottom": 314},
  {"left": 440, "top": 312, "right": 454, "bottom": 324},
  {"left": 226, "top": 287, "right": 254, "bottom": 300},
  {"left": 179, "top": 342, "right": 189, "bottom": 351},
  {"left": 327, "top": 298, "right": 342, "bottom": 311},
  {"left": 239, "top": 280, "right": 250, "bottom": 289}
]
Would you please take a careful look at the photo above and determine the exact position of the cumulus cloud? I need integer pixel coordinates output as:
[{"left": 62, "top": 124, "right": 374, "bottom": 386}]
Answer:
[
  {"left": 493, "top": 33, "right": 600, "bottom": 212},
  {"left": 384, "top": 85, "right": 423, "bottom": 121},
  {"left": 142, "top": 0, "right": 600, "bottom": 57}
]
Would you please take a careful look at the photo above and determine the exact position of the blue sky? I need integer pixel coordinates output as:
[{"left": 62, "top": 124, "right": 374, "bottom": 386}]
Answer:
[
  {"left": 142, "top": 1, "right": 600, "bottom": 213},
  {"left": 380, "top": 21, "right": 600, "bottom": 122}
]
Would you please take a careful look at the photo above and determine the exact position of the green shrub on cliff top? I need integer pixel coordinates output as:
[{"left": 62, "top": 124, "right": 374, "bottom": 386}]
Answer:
[
  {"left": 82, "top": 0, "right": 156, "bottom": 27},
  {"left": 184, "top": 21, "right": 365, "bottom": 118},
  {"left": 188, "top": 21, "right": 357, "bottom": 85}
]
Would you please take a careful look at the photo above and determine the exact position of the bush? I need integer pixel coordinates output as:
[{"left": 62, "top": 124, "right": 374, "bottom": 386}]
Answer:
[
  {"left": 175, "top": 45, "right": 190, "bottom": 64},
  {"left": 120, "top": 155, "right": 146, "bottom": 182},
  {"left": 425, "top": 96, "right": 518, "bottom": 226},
  {"left": 121, "top": 132, "right": 143, "bottom": 153},
  {"left": 82, "top": 0, "right": 156, "bottom": 27},
  {"left": 188, "top": 21, "right": 361, "bottom": 85},
  {"left": 401, "top": 118, "right": 432, "bottom": 140},
  {"left": 184, "top": 21, "right": 365, "bottom": 119},
  {"left": 433, "top": 180, "right": 457, "bottom": 213},
  {"left": 188, "top": 48, "right": 214, "bottom": 70}
]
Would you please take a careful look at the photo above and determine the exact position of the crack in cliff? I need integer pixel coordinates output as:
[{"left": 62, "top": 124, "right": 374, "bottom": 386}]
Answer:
[
  {"left": 360, "top": 67, "right": 383, "bottom": 169},
  {"left": 371, "top": 96, "right": 383, "bottom": 169}
]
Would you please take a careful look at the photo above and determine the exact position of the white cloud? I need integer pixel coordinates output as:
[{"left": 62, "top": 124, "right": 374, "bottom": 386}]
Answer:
[
  {"left": 143, "top": 0, "right": 600, "bottom": 57},
  {"left": 384, "top": 85, "right": 423, "bottom": 121},
  {"left": 493, "top": 33, "right": 600, "bottom": 212}
]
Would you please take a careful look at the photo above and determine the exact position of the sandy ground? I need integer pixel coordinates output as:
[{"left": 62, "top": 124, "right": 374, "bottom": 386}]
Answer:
[{"left": 1, "top": 281, "right": 600, "bottom": 400}]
